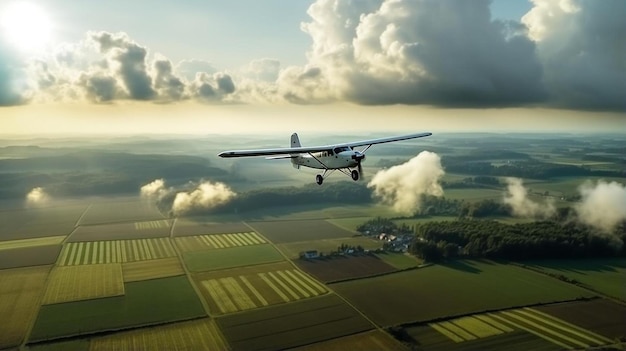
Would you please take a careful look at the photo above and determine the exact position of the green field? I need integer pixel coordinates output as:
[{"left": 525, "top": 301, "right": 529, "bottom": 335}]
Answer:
[
  {"left": 30, "top": 276, "right": 206, "bottom": 341},
  {"left": 248, "top": 219, "right": 356, "bottom": 243},
  {"left": 69, "top": 220, "right": 172, "bottom": 242},
  {"left": 331, "top": 260, "right": 595, "bottom": 327},
  {"left": 0, "top": 204, "right": 87, "bottom": 240},
  {"left": 523, "top": 258, "right": 626, "bottom": 301},
  {"left": 277, "top": 237, "right": 383, "bottom": 259},
  {"left": 182, "top": 244, "right": 284, "bottom": 272},
  {"left": 374, "top": 252, "right": 423, "bottom": 269},
  {"left": 174, "top": 231, "right": 266, "bottom": 252},
  {"left": 78, "top": 200, "right": 164, "bottom": 226},
  {"left": 57, "top": 238, "right": 177, "bottom": 266}
]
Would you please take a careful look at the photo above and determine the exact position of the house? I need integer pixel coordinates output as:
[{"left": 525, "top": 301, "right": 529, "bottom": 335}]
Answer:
[{"left": 301, "top": 250, "right": 319, "bottom": 259}]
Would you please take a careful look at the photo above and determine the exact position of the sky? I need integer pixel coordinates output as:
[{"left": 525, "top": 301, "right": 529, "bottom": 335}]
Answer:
[{"left": 0, "top": 0, "right": 624, "bottom": 135}]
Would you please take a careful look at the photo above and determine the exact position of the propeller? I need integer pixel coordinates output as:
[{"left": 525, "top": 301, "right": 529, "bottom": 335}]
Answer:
[{"left": 352, "top": 151, "right": 366, "bottom": 180}]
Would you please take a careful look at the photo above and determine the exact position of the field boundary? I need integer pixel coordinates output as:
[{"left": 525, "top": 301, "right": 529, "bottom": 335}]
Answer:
[{"left": 323, "top": 260, "right": 433, "bottom": 284}]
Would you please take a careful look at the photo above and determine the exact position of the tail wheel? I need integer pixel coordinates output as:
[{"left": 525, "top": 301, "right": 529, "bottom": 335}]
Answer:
[
  {"left": 316, "top": 174, "right": 324, "bottom": 185},
  {"left": 351, "top": 170, "right": 359, "bottom": 181}
]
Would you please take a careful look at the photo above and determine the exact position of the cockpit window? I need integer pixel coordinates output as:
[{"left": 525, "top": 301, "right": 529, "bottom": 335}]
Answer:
[{"left": 333, "top": 146, "right": 350, "bottom": 154}]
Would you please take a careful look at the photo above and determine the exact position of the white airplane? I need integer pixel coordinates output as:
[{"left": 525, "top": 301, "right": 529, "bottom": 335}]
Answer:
[{"left": 218, "top": 132, "right": 432, "bottom": 185}]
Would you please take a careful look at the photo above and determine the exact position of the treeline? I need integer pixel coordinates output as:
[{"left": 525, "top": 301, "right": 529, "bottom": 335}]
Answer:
[
  {"left": 442, "top": 158, "right": 624, "bottom": 179},
  {"left": 411, "top": 220, "right": 626, "bottom": 262},
  {"left": 199, "top": 181, "right": 372, "bottom": 215}
]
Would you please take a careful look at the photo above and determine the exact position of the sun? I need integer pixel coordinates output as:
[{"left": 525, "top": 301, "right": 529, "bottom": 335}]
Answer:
[{"left": 0, "top": 1, "right": 53, "bottom": 53}]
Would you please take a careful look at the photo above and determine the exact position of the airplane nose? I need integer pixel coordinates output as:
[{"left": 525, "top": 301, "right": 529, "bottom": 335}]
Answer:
[{"left": 352, "top": 152, "right": 365, "bottom": 161}]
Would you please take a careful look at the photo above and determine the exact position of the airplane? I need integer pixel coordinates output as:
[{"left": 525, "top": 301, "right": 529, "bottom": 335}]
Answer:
[{"left": 218, "top": 132, "right": 432, "bottom": 185}]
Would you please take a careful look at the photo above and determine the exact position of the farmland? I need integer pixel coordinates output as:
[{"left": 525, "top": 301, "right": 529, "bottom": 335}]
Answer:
[
  {"left": 42, "top": 264, "right": 124, "bottom": 304},
  {"left": 194, "top": 262, "right": 327, "bottom": 315},
  {"left": 247, "top": 219, "right": 356, "bottom": 243},
  {"left": 78, "top": 200, "right": 164, "bottom": 226},
  {"left": 173, "top": 218, "right": 252, "bottom": 236},
  {"left": 409, "top": 307, "right": 613, "bottom": 350},
  {"left": 537, "top": 299, "right": 626, "bottom": 340},
  {"left": 30, "top": 276, "right": 206, "bottom": 341},
  {"left": 174, "top": 231, "right": 266, "bottom": 252},
  {"left": 0, "top": 235, "right": 66, "bottom": 250},
  {"left": 122, "top": 257, "right": 185, "bottom": 282},
  {"left": 90, "top": 318, "right": 228, "bottom": 351},
  {"left": 374, "top": 252, "right": 423, "bottom": 269},
  {"left": 0, "top": 204, "right": 87, "bottom": 240},
  {"left": 522, "top": 258, "right": 626, "bottom": 300},
  {"left": 331, "top": 260, "right": 595, "bottom": 326},
  {"left": 0, "top": 266, "right": 50, "bottom": 350},
  {"left": 69, "top": 220, "right": 172, "bottom": 242},
  {"left": 216, "top": 294, "right": 374, "bottom": 351},
  {"left": 0, "top": 245, "right": 61, "bottom": 269},
  {"left": 182, "top": 244, "right": 284, "bottom": 272},
  {"left": 57, "top": 238, "right": 177, "bottom": 265},
  {"left": 296, "top": 255, "right": 397, "bottom": 282},
  {"left": 276, "top": 236, "right": 383, "bottom": 259},
  {"left": 292, "top": 330, "right": 407, "bottom": 351}
]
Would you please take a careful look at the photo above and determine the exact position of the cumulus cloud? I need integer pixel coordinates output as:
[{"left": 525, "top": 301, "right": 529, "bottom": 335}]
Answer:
[
  {"left": 503, "top": 178, "right": 555, "bottom": 219},
  {"left": 575, "top": 180, "right": 626, "bottom": 232},
  {"left": 368, "top": 151, "right": 444, "bottom": 215},
  {"left": 172, "top": 181, "right": 236, "bottom": 216},
  {"left": 242, "top": 58, "right": 281, "bottom": 82},
  {"left": 522, "top": 0, "right": 626, "bottom": 110},
  {"left": 26, "top": 187, "right": 49, "bottom": 206},
  {"left": 140, "top": 179, "right": 169, "bottom": 200}
]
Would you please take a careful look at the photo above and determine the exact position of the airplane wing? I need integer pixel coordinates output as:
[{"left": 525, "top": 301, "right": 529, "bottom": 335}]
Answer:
[{"left": 218, "top": 132, "right": 432, "bottom": 158}]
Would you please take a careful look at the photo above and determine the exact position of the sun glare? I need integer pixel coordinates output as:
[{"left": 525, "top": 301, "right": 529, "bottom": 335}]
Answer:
[{"left": 0, "top": 1, "right": 53, "bottom": 53}]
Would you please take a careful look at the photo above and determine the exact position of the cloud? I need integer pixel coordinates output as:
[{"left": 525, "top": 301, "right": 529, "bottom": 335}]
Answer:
[
  {"left": 172, "top": 181, "right": 236, "bottom": 216},
  {"left": 289, "top": 0, "right": 546, "bottom": 107},
  {"left": 522, "top": 0, "right": 626, "bottom": 110},
  {"left": 241, "top": 58, "right": 281, "bottom": 82},
  {"left": 140, "top": 179, "right": 169, "bottom": 199},
  {"left": 26, "top": 187, "right": 49, "bottom": 206},
  {"left": 575, "top": 180, "right": 626, "bottom": 232},
  {"left": 368, "top": 151, "right": 444, "bottom": 215},
  {"left": 503, "top": 178, "right": 555, "bottom": 219}
]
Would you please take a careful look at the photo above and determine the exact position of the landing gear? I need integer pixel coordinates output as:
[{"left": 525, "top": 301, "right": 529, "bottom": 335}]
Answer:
[
  {"left": 351, "top": 169, "right": 359, "bottom": 181},
  {"left": 316, "top": 174, "right": 324, "bottom": 185}
]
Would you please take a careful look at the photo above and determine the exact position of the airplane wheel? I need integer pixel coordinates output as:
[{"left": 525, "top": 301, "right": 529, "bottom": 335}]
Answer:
[
  {"left": 351, "top": 170, "right": 359, "bottom": 181},
  {"left": 316, "top": 174, "right": 324, "bottom": 185}
]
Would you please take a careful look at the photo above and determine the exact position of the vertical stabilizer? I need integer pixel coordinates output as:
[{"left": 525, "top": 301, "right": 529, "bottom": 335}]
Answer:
[{"left": 290, "top": 133, "right": 300, "bottom": 169}]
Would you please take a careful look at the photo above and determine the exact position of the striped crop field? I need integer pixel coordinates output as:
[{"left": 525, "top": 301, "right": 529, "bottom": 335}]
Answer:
[
  {"left": 0, "top": 266, "right": 50, "bottom": 350},
  {"left": 134, "top": 220, "right": 170, "bottom": 230},
  {"left": 200, "top": 268, "right": 327, "bottom": 315},
  {"left": 90, "top": 318, "right": 228, "bottom": 351},
  {"left": 57, "top": 238, "right": 176, "bottom": 266},
  {"left": 42, "top": 264, "right": 124, "bottom": 304},
  {"left": 0, "top": 235, "right": 66, "bottom": 250},
  {"left": 122, "top": 257, "right": 185, "bottom": 282},
  {"left": 430, "top": 308, "right": 613, "bottom": 350},
  {"left": 174, "top": 232, "right": 266, "bottom": 252}
]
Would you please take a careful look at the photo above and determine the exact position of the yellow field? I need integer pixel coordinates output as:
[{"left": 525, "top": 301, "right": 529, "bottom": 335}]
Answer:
[
  {"left": 57, "top": 238, "right": 177, "bottom": 266},
  {"left": 0, "top": 266, "right": 50, "bottom": 349},
  {"left": 42, "top": 264, "right": 124, "bottom": 304},
  {"left": 431, "top": 308, "right": 613, "bottom": 349},
  {"left": 89, "top": 318, "right": 228, "bottom": 351},
  {"left": 0, "top": 235, "right": 66, "bottom": 250},
  {"left": 201, "top": 268, "right": 327, "bottom": 315},
  {"left": 134, "top": 220, "right": 171, "bottom": 230},
  {"left": 175, "top": 232, "right": 266, "bottom": 252},
  {"left": 122, "top": 257, "right": 185, "bottom": 282}
]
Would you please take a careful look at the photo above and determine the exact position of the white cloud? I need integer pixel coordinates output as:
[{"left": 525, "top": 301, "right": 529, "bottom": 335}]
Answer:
[
  {"left": 368, "top": 151, "right": 444, "bottom": 215},
  {"left": 575, "top": 180, "right": 626, "bottom": 232},
  {"left": 503, "top": 178, "right": 555, "bottom": 219},
  {"left": 26, "top": 187, "right": 49, "bottom": 206},
  {"left": 172, "top": 181, "right": 236, "bottom": 216}
]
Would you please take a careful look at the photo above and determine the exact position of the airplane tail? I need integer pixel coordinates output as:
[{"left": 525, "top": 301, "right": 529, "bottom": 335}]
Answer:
[{"left": 290, "top": 133, "right": 300, "bottom": 169}]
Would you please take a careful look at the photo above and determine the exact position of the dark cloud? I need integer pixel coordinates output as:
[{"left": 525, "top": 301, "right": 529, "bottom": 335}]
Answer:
[
  {"left": 216, "top": 73, "right": 235, "bottom": 94},
  {"left": 523, "top": 0, "right": 626, "bottom": 111},
  {"left": 153, "top": 58, "right": 185, "bottom": 101},
  {"left": 80, "top": 73, "right": 118, "bottom": 102}
]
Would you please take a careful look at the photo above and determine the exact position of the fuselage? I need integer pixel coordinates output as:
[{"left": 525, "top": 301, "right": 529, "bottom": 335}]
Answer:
[{"left": 292, "top": 147, "right": 364, "bottom": 170}]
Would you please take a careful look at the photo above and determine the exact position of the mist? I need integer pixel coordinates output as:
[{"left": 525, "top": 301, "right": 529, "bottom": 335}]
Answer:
[
  {"left": 25, "top": 187, "right": 49, "bottom": 206},
  {"left": 503, "top": 178, "right": 555, "bottom": 219},
  {"left": 367, "top": 151, "right": 444, "bottom": 216},
  {"left": 576, "top": 180, "right": 626, "bottom": 232}
]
